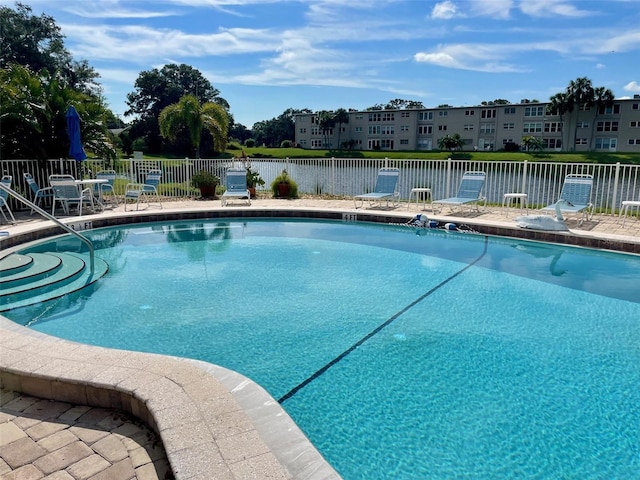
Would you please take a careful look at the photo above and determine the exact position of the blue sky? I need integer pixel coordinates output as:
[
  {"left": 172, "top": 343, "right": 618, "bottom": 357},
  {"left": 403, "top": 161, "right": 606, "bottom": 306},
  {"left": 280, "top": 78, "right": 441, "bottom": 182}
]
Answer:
[{"left": 6, "top": 0, "right": 640, "bottom": 128}]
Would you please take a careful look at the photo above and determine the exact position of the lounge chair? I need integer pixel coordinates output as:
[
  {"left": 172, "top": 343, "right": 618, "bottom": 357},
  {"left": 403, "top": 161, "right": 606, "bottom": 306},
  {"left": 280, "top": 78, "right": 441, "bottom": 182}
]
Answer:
[
  {"left": 540, "top": 174, "right": 593, "bottom": 225},
  {"left": 354, "top": 168, "right": 400, "bottom": 209},
  {"left": 0, "top": 175, "right": 17, "bottom": 224},
  {"left": 432, "top": 171, "right": 486, "bottom": 213},
  {"left": 24, "top": 173, "right": 54, "bottom": 214},
  {"left": 124, "top": 169, "right": 163, "bottom": 211},
  {"left": 221, "top": 168, "right": 251, "bottom": 207}
]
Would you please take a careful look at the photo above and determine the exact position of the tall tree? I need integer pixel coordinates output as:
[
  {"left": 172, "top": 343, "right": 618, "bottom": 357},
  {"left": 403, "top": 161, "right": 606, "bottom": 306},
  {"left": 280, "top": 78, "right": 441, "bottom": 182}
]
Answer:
[
  {"left": 315, "top": 110, "right": 335, "bottom": 150},
  {"left": 567, "top": 77, "right": 594, "bottom": 149},
  {"left": 159, "top": 94, "right": 229, "bottom": 158},
  {"left": 547, "top": 92, "right": 573, "bottom": 151},
  {"left": 589, "top": 86, "right": 615, "bottom": 150},
  {"left": 126, "top": 64, "right": 229, "bottom": 154},
  {"left": 333, "top": 108, "right": 349, "bottom": 150}
]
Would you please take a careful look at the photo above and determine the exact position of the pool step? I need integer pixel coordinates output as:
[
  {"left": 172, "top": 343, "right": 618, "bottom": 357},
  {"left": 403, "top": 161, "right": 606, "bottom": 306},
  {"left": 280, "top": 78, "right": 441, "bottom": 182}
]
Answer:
[{"left": 0, "top": 252, "right": 108, "bottom": 312}]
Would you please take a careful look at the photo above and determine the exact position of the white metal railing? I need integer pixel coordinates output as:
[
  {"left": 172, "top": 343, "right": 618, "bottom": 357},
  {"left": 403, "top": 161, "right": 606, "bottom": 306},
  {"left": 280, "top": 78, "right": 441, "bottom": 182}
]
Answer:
[{"left": 2, "top": 157, "right": 640, "bottom": 214}]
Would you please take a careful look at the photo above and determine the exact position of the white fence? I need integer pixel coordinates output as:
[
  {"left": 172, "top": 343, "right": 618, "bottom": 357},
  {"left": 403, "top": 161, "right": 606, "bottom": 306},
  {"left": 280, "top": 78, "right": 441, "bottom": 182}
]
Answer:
[{"left": 2, "top": 157, "right": 640, "bottom": 214}]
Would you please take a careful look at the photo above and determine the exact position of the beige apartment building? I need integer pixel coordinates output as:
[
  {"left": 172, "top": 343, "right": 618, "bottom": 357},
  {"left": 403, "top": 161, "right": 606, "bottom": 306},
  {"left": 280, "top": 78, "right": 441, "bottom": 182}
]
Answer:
[{"left": 294, "top": 96, "right": 640, "bottom": 153}]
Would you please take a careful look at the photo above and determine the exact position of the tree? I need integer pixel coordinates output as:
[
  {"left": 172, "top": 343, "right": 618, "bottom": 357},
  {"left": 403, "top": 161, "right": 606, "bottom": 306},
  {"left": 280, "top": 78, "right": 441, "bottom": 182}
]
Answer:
[
  {"left": 521, "top": 135, "right": 543, "bottom": 152},
  {"left": 126, "top": 64, "right": 229, "bottom": 154},
  {"left": 384, "top": 99, "right": 425, "bottom": 110},
  {"left": 315, "top": 110, "right": 335, "bottom": 150},
  {"left": 547, "top": 92, "right": 573, "bottom": 151},
  {"left": 567, "top": 77, "right": 594, "bottom": 148},
  {"left": 589, "top": 86, "right": 615, "bottom": 150},
  {"left": 333, "top": 108, "right": 349, "bottom": 151},
  {"left": 437, "top": 133, "right": 464, "bottom": 153},
  {"left": 252, "top": 108, "right": 310, "bottom": 147},
  {"left": 159, "top": 94, "right": 228, "bottom": 158}
]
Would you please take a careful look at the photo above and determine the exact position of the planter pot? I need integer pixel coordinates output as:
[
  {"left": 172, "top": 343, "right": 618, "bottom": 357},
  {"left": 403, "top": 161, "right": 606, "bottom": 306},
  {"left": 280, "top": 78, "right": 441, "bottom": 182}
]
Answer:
[
  {"left": 199, "top": 185, "right": 217, "bottom": 198},
  {"left": 277, "top": 183, "right": 290, "bottom": 198}
]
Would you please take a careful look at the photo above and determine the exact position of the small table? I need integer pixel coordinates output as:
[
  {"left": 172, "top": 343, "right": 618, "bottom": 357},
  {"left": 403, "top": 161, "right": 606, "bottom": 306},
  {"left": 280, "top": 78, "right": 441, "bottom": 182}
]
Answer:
[
  {"left": 75, "top": 179, "right": 108, "bottom": 211},
  {"left": 408, "top": 188, "right": 432, "bottom": 210},
  {"left": 619, "top": 200, "right": 640, "bottom": 226},
  {"left": 502, "top": 193, "right": 528, "bottom": 216}
]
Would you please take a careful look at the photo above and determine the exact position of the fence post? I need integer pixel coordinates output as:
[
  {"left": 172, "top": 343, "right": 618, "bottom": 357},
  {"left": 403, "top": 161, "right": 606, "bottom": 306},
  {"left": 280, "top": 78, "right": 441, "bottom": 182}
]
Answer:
[
  {"left": 611, "top": 162, "right": 621, "bottom": 215},
  {"left": 331, "top": 157, "right": 335, "bottom": 196},
  {"left": 521, "top": 159, "right": 528, "bottom": 194},
  {"left": 445, "top": 157, "right": 452, "bottom": 198}
]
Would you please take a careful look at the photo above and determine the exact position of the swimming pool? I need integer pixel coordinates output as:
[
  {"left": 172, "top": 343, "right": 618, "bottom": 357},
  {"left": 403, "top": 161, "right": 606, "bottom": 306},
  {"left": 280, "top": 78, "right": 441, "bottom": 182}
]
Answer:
[{"left": 6, "top": 219, "right": 640, "bottom": 479}]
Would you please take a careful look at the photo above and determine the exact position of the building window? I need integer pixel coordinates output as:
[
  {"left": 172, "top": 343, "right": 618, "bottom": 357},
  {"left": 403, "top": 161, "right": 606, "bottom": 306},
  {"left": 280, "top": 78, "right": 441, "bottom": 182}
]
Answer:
[
  {"left": 523, "top": 122, "right": 542, "bottom": 133},
  {"left": 368, "top": 139, "right": 381, "bottom": 149},
  {"left": 464, "top": 124, "right": 474, "bottom": 131},
  {"left": 299, "top": 128, "right": 306, "bottom": 133},
  {"left": 503, "top": 123, "right": 515, "bottom": 130},
  {"left": 439, "top": 110, "right": 448, "bottom": 117},
  {"left": 311, "top": 116, "right": 317, "bottom": 124},
  {"left": 632, "top": 103, "right": 639, "bottom": 110},
  {"left": 381, "top": 125, "right": 394, "bottom": 135},
  {"left": 311, "top": 127, "right": 320, "bottom": 135},
  {"left": 504, "top": 107, "right": 516, "bottom": 114},
  {"left": 368, "top": 125, "right": 381, "bottom": 135},
  {"left": 368, "top": 113, "right": 381, "bottom": 122},
  {"left": 598, "top": 104, "right": 621, "bottom": 115},
  {"left": 382, "top": 112, "right": 395, "bottom": 121},
  {"left": 628, "top": 139, "right": 640, "bottom": 145},
  {"left": 400, "top": 125, "right": 410, "bottom": 132},
  {"left": 400, "top": 139, "right": 409, "bottom": 145},
  {"left": 417, "top": 139, "right": 431, "bottom": 149},
  {"left": 524, "top": 106, "right": 544, "bottom": 116},
  {"left": 311, "top": 139, "right": 322, "bottom": 147},
  {"left": 578, "top": 104, "right": 591, "bottom": 111},
  {"left": 381, "top": 139, "right": 394, "bottom": 149},
  {"left": 355, "top": 127, "right": 362, "bottom": 133},
  {"left": 575, "top": 138, "right": 588, "bottom": 145},
  {"left": 481, "top": 109, "right": 496, "bottom": 119},
  {"left": 543, "top": 138, "right": 562, "bottom": 149},
  {"left": 465, "top": 110, "right": 475, "bottom": 116},
  {"left": 576, "top": 121, "right": 589, "bottom": 128},
  {"left": 630, "top": 121, "right": 639, "bottom": 128},
  {"left": 596, "top": 121, "right": 618, "bottom": 132},
  {"left": 401, "top": 111, "right": 410, "bottom": 117},
  {"left": 438, "top": 125, "right": 447, "bottom": 131},
  {"left": 418, "top": 125, "right": 432, "bottom": 135},
  {"left": 595, "top": 138, "right": 617, "bottom": 149},
  {"left": 544, "top": 122, "right": 562, "bottom": 132},
  {"left": 355, "top": 114, "right": 363, "bottom": 120},
  {"left": 480, "top": 123, "right": 495, "bottom": 134},
  {"left": 419, "top": 112, "right": 433, "bottom": 121}
]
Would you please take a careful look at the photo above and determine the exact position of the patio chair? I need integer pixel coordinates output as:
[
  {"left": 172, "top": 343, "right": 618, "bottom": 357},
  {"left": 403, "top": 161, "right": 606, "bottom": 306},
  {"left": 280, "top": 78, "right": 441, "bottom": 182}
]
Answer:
[
  {"left": 540, "top": 174, "right": 593, "bottom": 225},
  {"left": 432, "top": 171, "right": 486, "bottom": 213},
  {"left": 221, "top": 168, "right": 251, "bottom": 207},
  {"left": 353, "top": 168, "right": 400, "bottom": 209},
  {"left": 0, "top": 175, "right": 17, "bottom": 224},
  {"left": 24, "top": 173, "right": 54, "bottom": 214},
  {"left": 124, "top": 169, "right": 163, "bottom": 211},
  {"left": 50, "top": 180, "right": 95, "bottom": 216},
  {"left": 95, "top": 170, "right": 118, "bottom": 206}
]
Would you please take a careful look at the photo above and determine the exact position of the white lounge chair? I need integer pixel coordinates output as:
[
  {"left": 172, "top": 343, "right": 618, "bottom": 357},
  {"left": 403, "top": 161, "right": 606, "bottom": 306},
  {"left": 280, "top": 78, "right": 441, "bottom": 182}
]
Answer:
[
  {"left": 354, "top": 168, "right": 400, "bottom": 209},
  {"left": 221, "top": 168, "right": 251, "bottom": 207},
  {"left": 433, "top": 171, "right": 486, "bottom": 213},
  {"left": 24, "top": 173, "right": 54, "bottom": 214},
  {"left": 541, "top": 174, "right": 593, "bottom": 225}
]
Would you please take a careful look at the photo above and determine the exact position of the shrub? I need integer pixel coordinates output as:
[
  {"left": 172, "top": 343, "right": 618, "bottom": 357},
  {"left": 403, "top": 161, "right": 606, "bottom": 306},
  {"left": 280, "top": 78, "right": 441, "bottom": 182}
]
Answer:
[{"left": 245, "top": 138, "right": 255, "bottom": 148}]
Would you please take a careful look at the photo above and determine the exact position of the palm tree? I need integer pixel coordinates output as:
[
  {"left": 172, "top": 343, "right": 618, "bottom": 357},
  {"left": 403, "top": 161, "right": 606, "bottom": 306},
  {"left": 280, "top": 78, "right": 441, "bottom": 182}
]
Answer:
[
  {"left": 333, "top": 108, "right": 349, "bottom": 150},
  {"left": 589, "top": 86, "right": 615, "bottom": 151},
  {"left": 547, "top": 92, "right": 573, "bottom": 151},
  {"left": 567, "top": 77, "right": 594, "bottom": 149},
  {"left": 437, "top": 133, "right": 464, "bottom": 153},
  {"left": 159, "top": 94, "right": 228, "bottom": 158},
  {"left": 315, "top": 110, "right": 335, "bottom": 150}
]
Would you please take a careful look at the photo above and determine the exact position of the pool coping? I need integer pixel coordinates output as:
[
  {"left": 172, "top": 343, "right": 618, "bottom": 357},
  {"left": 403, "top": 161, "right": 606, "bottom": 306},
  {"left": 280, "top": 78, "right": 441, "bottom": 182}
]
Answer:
[{"left": 1, "top": 205, "right": 640, "bottom": 479}]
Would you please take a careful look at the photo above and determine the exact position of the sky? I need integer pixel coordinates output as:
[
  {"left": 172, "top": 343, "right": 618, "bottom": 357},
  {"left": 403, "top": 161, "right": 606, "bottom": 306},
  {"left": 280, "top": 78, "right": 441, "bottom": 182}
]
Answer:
[{"left": 5, "top": 0, "right": 640, "bottom": 128}]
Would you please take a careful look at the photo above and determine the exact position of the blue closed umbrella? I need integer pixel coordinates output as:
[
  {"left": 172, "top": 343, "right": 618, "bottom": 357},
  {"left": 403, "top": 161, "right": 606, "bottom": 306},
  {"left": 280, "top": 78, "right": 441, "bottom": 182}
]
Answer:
[{"left": 66, "top": 105, "right": 87, "bottom": 161}]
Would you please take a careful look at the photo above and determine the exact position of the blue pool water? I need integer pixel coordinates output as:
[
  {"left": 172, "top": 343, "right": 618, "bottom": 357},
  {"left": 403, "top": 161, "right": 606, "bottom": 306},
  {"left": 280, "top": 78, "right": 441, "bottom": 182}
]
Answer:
[{"left": 6, "top": 219, "right": 640, "bottom": 479}]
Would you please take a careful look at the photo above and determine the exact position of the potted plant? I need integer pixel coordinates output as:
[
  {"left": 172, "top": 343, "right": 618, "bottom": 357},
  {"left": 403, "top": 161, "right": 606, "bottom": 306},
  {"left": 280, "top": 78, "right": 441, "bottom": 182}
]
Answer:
[
  {"left": 191, "top": 170, "right": 219, "bottom": 199},
  {"left": 246, "top": 167, "right": 265, "bottom": 198},
  {"left": 270, "top": 169, "right": 298, "bottom": 199}
]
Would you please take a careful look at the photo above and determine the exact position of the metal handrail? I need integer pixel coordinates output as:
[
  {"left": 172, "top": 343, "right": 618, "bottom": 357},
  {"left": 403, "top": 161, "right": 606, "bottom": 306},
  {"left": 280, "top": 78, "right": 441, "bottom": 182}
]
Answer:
[{"left": 0, "top": 183, "right": 95, "bottom": 274}]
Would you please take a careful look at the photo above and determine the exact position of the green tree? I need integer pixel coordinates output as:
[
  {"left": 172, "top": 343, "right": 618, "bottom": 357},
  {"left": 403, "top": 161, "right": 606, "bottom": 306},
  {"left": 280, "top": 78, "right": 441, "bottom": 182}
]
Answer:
[
  {"left": 126, "top": 64, "right": 229, "bottom": 154},
  {"left": 315, "top": 110, "right": 335, "bottom": 150},
  {"left": 333, "top": 108, "right": 349, "bottom": 150},
  {"left": 437, "top": 133, "right": 464, "bottom": 153},
  {"left": 159, "top": 94, "right": 229, "bottom": 158},
  {"left": 589, "top": 86, "right": 615, "bottom": 150},
  {"left": 567, "top": 77, "right": 595, "bottom": 149},
  {"left": 252, "top": 108, "right": 310, "bottom": 147},
  {"left": 521, "top": 136, "right": 543, "bottom": 152},
  {"left": 547, "top": 92, "right": 573, "bottom": 151}
]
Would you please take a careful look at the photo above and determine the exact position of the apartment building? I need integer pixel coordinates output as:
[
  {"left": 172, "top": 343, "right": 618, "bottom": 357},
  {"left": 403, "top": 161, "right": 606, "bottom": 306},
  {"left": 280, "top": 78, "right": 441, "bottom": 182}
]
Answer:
[{"left": 294, "top": 96, "right": 640, "bottom": 153}]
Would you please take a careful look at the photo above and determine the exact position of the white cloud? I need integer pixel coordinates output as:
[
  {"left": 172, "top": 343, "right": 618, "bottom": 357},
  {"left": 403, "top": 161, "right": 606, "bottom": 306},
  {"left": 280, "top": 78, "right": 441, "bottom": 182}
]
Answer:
[
  {"left": 519, "top": 0, "right": 594, "bottom": 18},
  {"left": 624, "top": 81, "right": 640, "bottom": 93},
  {"left": 431, "top": 1, "right": 459, "bottom": 19},
  {"left": 414, "top": 43, "right": 523, "bottom": 72}
]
